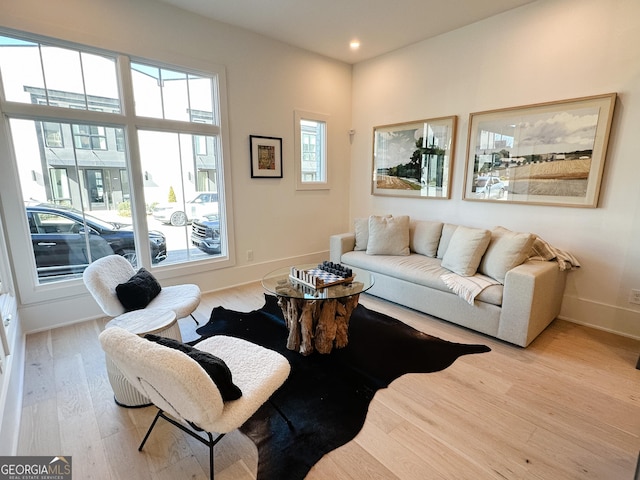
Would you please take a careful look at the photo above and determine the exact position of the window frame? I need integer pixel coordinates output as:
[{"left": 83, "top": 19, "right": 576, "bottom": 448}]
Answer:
[
  {"left": 294, "top": 110, "right": 331, "bottom": 190},
  {"left": 0, "top": 29, "right": 235, "bottom": 306}
]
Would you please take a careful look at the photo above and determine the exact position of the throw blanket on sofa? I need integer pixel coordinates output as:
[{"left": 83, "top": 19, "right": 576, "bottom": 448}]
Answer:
[
  {"left": 529, "top": 236, "right": 581, "bottom": 271},
  {"left": 441, "top": 236, "right": 580, "bottom": 305},
  {"left": 440, "top": 273, "right": 500, "bottom": 305}
]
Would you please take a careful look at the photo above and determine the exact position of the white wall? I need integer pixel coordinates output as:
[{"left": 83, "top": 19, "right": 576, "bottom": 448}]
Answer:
[
  {"left": 0, "top": 0, "right": 353, "bottom": 330},
  {"left": 351, "top": 0, "right": 640, "bottom": 338}
]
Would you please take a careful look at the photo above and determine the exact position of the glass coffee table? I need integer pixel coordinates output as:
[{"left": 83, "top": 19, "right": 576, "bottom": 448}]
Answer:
[{"left": 262, "top": 264, "right": 374, "bottom": 355}]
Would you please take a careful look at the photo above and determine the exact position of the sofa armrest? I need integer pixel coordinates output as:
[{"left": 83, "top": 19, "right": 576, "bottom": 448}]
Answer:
[
  {"left": 330, "top": 233, "right": 356, "bottom": 264},
  {"left": 499, "top": 260, "right": 568, "bottom": 347}
]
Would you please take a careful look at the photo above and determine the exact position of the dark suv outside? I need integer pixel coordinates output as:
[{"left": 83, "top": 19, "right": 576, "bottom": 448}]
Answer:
[
  {"left": 27, "top": 204, "right": 167, "bottom": 278},
  {"left": 190, "top": 213, "right": 221, "bottom": 254}
]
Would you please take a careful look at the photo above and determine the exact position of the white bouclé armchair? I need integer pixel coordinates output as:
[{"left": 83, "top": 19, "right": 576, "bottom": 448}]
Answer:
[{"left": 99, "top": 326, "right": 291, "bottom": 479}]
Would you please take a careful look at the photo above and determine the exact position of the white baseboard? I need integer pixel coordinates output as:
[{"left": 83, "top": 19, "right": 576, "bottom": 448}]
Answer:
[{"left": 560, "top": 294, "right": 640, "bottom": 340}]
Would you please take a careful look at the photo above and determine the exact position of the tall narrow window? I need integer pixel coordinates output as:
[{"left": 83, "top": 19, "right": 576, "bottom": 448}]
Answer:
[{"left": 294, "top": 110, "right": 330, "bottom": 190}]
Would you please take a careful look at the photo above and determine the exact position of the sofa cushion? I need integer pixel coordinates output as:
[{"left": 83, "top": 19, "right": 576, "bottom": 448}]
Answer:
[
  {"left": 345, "top": 251, "right": 451, "bottom": 291},
  {"left": 341, "top": 250, "right": 503, "bottom": 306},
  {"left": 366, "top": 215, "right": 410, "bottom": 256},
  {"left": 479, "top": 226, "right": 535, "bottom": 283},
  {"left": 410, "top": 220, "right": 443, "bottom": 257},
  {"left": 441, "top": 226, "right": 491, "bottom": 276},
  {"left": 436, "top": 223, "right": 459, "bottom": 259}
]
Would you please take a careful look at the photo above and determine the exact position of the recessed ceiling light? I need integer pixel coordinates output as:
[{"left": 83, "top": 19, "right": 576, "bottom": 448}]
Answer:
[{"left": 350, "top": 40, "right": 360, "bottom": 50}]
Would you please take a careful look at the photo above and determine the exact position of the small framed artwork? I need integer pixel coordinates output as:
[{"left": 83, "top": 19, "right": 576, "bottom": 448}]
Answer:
[
  {"left": 250, "top": 135, "right": 283, "bottom": 178},
  {"left": 372, "top": 116, "right": 457, "bottom": 198},
  {"left": 463, "top": 93, "right": 616, "bottom": 207}
]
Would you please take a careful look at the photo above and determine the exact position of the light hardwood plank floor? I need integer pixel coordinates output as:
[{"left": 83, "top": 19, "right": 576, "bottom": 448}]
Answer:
[{"left": 17, "top": 282, "right": 640, "bottom": 479}]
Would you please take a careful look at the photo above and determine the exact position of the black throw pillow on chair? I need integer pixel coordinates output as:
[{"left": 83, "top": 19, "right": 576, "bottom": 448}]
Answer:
[
  {"left": 115, "top": 268, "right": 162, "bottom": 311},
  {"left": 145, "top": 334, "right": 242, "bottom": 401}
]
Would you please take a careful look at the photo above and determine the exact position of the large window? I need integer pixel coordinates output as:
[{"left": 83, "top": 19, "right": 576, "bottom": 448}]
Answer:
[{"left": 0, "top": 31, "right": 230, "bottom": 289}]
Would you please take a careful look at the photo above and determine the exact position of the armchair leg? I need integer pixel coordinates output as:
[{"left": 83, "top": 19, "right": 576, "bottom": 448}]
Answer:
[
  {"left": 191, "top": 313, "right": 199, "bottom": 325},
  {"left": 208, "top": 432, "right": 214, "bottom": 480},
  {"left": 138, "top": 409, "right": 163, "bottom": 451},
  {"left": 138, "top": 409, "right": 224, "bottom": 479}
]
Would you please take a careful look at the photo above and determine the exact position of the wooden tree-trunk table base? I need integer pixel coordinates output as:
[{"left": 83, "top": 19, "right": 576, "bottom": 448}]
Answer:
[{"left": 277, "top": 294, "right": 360, "bottom": 355}]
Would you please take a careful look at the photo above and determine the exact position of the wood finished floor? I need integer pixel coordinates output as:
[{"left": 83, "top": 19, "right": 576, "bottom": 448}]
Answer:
[{"left": 17, "top": 282, "right": 640, "bottom": 479}]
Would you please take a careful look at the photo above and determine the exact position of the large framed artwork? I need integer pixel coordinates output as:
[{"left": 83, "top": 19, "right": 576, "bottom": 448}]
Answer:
[
  {"left": 250, "top": 135, "right": 283, "bottom": 178},
  {"left": 372, "top": 116, "right": 457, "bottom": 198},
  {"left": 463, "top": 93, "right": 616, "bottom": 207}
]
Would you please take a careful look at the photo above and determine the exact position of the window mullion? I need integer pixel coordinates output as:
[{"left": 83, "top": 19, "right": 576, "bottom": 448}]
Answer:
[
  {"left": 135, "top": 117, "right": 221, "bottom": 136},
  {"left": 0, "top": 100, "right": 125, "bottom": 126},
  {"left": 37, "top": 44, "right": 50, "bottom": 106},
  {"left": 116, "top": 54, "right": 152, "bottom": 269},
  {"left": 78, "top": 50, "right": 89, "bottom": 110}
]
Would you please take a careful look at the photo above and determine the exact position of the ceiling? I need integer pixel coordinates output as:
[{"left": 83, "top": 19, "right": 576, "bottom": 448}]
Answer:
[{"left": 153, "top": 0, "right": 537, "bottom": 64}]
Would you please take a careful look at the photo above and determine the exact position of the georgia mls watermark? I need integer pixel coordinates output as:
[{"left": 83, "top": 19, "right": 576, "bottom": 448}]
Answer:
[{"left": 0, "top": 456, "right": 72, "bottom": 480}]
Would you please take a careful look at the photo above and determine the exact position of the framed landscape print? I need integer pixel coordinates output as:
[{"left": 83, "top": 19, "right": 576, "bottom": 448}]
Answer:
[
  {"left": 250, "top": 135, "right": 283, "bottom": 178},
  {"left": 463, "top": 93, "right": 616, "bottom": 207},
  {"left": 372, "top": 116, "right": 457, "bottom": 198}
]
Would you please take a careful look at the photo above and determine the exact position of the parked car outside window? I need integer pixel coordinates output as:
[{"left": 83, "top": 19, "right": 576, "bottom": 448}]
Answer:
[
  {"left": 27, "top": 204, "right": 167, "bottom": 279},
  {"left": 191, "top": 213, "right": 221, "bottom": 254},
  {"left": 152, "top": 192, "right": 219, "bottom": 226},
  {"left": 473, "top": 175, "right": 506, "bottom": 199}
]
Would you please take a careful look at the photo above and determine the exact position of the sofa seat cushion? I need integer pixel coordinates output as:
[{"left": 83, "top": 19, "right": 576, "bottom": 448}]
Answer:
[{"left": 341, "top": 251, "right": 503, "bottom": 306}]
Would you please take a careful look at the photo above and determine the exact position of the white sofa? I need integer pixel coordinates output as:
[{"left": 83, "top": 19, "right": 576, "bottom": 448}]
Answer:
[{"left": 330, "top": 215, "right": 571, "bottom": 347}]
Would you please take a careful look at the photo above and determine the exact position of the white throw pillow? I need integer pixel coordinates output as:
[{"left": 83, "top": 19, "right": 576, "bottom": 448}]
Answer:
[
  {"left": 366, "top": 215, "right": 410, "bottom": 256},
  {"left": 479, "top": 226, "right": 535, "bottom": 283},
  {"left": 441, "top": 226, "right": 491, "bottom": 276},
  {"left": 410, "top": 220, "right": 444, "bottom": 257}
]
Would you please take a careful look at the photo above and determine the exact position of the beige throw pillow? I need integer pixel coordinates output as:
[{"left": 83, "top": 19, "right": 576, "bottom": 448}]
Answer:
[
  {"left": 353, "top": 217, "right": 369, "bottom": 251},
  {"left": 479, "top": 226, "right": 535, "bottom": 283},
  {"left": 441, "top": 226, "right": 491, "bottom": 276},
  {"left": 436, "top": 223, "right": 459, "bottom": 259},
  {"left": 366, "top": 215, "right": 410, "bottom": 256},
  {"left": 410, "top": 220, "right": 444, "bottom": 257}
]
